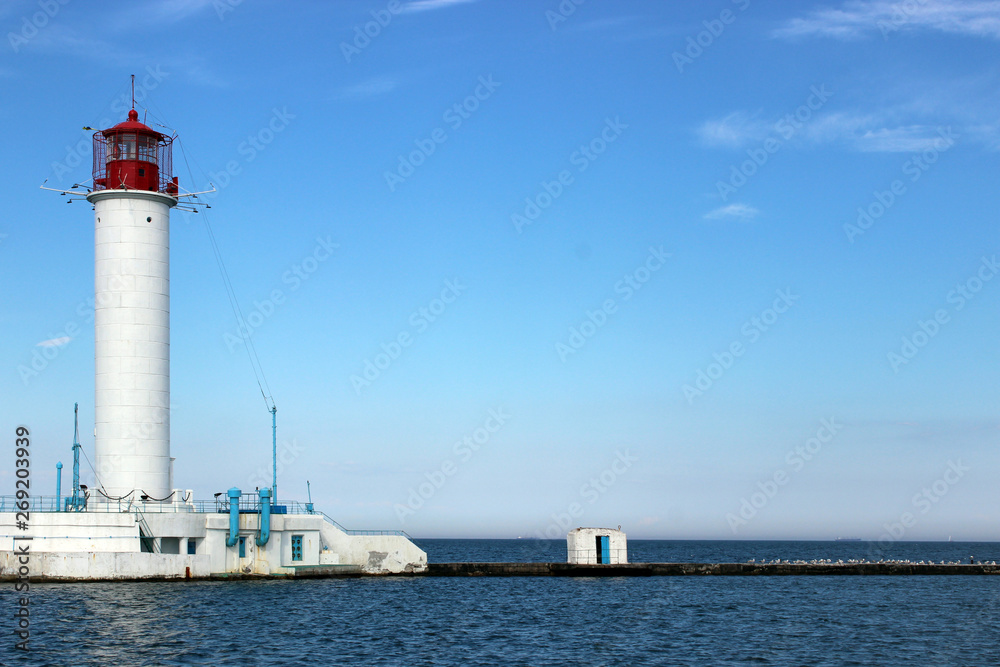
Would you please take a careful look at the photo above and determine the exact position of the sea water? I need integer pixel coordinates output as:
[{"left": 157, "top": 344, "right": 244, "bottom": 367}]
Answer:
[{"left": 11, "top": 540, "right": 1000, "bottom": 666}]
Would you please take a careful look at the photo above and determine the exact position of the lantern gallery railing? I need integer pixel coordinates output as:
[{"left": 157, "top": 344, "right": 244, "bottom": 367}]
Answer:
[{"left": 91, "top": 120, "right": 174, "bottom": 193}]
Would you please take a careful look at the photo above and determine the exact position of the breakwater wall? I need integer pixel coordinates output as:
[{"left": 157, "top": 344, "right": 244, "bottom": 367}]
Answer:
[
  {"left": 421, "top": 562, "right": 1000, "bottom": 576},
  {"left": 10, "top": 561, "right": 1000, "bottom": 582}
]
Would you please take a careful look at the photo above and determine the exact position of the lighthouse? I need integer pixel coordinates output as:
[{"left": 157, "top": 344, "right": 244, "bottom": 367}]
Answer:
[
  {"left": 2, "top": 89, "right": 427, "bottom": 579},
  {"left": 86, "top": 108, "right": 179, "bottom": 502}
]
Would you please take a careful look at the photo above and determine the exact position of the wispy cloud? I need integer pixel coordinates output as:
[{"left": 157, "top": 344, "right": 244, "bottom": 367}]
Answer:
[
  {"left": 855, "top": 126, "right": 956, "bottom": 152},
  {"left": 140, "top": 0, "right": 217, "bottom": 23},
  {"left": 15, "top": 24, "right": 132, "bottom": 62},
  {"left": 165, "top": 54, "right": 229, "bottom": 88},
  {"left": 37, "top": 337, "right": 71, "bottom": 348},
  {"left": 553, "top": 14, "right": 672, "bottom": 42},
  {"left": 964, "top": 122, "right": 1000, "bottom": 151},
  {"left": 336, "top": 77, "right": 399, "bottom": 100},
  {"left": 12, "top": 23, "right": 225, "bottom": 88},
  {"left": 697, "top": 111, "right": 772, "bottom": 148},
  {"left": 401, "top": 0, "right": 478, "bottom": 13},
  {"left": 704, "top": 203, "right": 760, "bottom": 221},
  {"left": 568, "top": 16, "right": 639, "bottom": 32},
  {"left": 103, "top": 0, "right": 225, "bottom": 29},
  {"left": 699, "top": 108, "right": 973, "bottom": 152},
  {"left": 800, "top": 114, "right": 960, "bottom": 152},
  {"left": 774, "top": 0, "right": 1000, "bottom": 40}
]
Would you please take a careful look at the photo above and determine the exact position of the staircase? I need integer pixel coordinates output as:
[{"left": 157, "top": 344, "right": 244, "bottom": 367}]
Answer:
[{"left": 134, "top": 511, "right": 159, "bottom": 553}]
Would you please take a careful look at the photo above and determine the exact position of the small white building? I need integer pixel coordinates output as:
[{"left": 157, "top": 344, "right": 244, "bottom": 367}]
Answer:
[{"left": 567, "top": 527, "right": 627, "bottom": 564}]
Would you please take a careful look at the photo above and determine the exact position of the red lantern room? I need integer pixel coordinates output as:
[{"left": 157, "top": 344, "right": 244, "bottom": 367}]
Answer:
[{"left": 92, "top": 108, "right": 177, "bottom": 195}]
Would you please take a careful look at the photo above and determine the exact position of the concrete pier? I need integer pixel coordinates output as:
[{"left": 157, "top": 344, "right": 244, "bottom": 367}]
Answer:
[
  {"left": 421, "top": 562, "right": 1000, "bottom": 577},
  {"left": 7, "top": 561, "right": 1000, "bottom": 582}
]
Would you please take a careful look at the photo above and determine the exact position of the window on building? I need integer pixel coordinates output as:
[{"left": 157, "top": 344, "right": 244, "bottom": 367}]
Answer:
[
  {"left": 187, "top": 539, "right": 197, "bottom": 555},
  {"left": 291, "top": 534, "right": 303, "bottom": 562}
]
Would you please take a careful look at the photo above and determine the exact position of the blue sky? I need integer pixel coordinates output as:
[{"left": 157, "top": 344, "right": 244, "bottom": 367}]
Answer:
[{"left": 1, "top": 0, "right": 998, "bottom": 541}]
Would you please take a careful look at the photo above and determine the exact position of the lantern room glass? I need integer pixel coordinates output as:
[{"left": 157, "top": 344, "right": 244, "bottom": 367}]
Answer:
[{"left": 106, "top": 132, "right": 159, "bottom": 165}]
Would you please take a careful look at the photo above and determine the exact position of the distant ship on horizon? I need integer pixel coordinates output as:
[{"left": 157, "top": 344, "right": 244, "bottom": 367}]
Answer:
[{"left": 835, "top": 537, "right": 862, "bottom": 542}]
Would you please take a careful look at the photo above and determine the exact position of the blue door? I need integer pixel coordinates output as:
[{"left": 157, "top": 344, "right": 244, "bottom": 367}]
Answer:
[
  {"left": 238, "top": 537, "right": 246, "bottom": 558},
  {"left": 291, "top": 535, "right": 303, "bottom": 561},
  {"left": 596, "top": 535, "right": 610, "bottom": 564}
]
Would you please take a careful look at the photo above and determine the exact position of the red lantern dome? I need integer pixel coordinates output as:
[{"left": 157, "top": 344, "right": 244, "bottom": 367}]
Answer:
[{"left": 92, "top": 109, "right": 177, "bottom": 195}]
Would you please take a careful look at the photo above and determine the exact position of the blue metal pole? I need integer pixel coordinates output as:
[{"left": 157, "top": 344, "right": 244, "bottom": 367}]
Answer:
[
  {"left": 256, "top": 487, "right": 271, "bottom": 546},
  {"left": 306, "top": 480, "right": 313, "bottom": 513},
  {"left": 271, "top": 406, "right": 277, "bottom": 506},
  {"left": 226, "top": 487, "right": 241, "bottom": 547},
  {"left": 56, "top": 462, "right": 63, "bottom": 512},
  {"left": 71, "top": 403, "right": 81, "bottom": 510}
]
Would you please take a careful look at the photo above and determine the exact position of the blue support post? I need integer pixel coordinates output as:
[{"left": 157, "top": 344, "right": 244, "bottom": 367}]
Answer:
[
  {"left": 226, "top": 487, "right": 241, "bottom": 547},
  {"left": 56, "top": 462, "right": 63, "bottom": 512},
  {"left": 256, "top": 488, "right": 271, "bottom": 546},
  {"left": 271, "top": 405, "right": 277, "bottom": 506},
  {"left": 70, "top": 403, "right": 83, "bottom": 511},
  {"left": 305, "top": 480, "right": 313, "bottom": 513}
]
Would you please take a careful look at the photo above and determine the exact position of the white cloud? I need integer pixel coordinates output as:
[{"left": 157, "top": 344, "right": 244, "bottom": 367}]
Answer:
[
  {"left": 855, "top": 126, "right": 956, "bottom": 152},
  {"left": 964, "top": 122, "right": 1000, "bottom": 151},
  {"left": 37, "top": 337, "right": 71, "bottom": 348},
  {"left": 774, "top": 0, "right": 1000, "bottom": 40},
  {"left": 105, "top": 0, "right": 220, "bottom": 30},
  {"left": 799, "top": 114, "right": 959, "bottom": 152},
  {"left": 15, "top": 24, "right": 130, "bottom": 61},
  {"left": 336, "top": 77, "right": 398, "bottom": 100},
  {"left": 799, "top": 111, "right": 873, "bottom": 143},
  {"left": 569, "top": 16, "right": 639, "bottom": 32},
  {"left": 698, "top": 107, "right": 967, "bottom": 153},
  {"left": 704, "top": 203, "right": 760, "bottom": 221},
  {"left": 146, "top": 0, "right": 218, "bottom": 23},
  {"left": 401, "top": 0, "right": 478, "bottom": 13},
  {"left": 697, "top": 111, "right": 771, "bottom": 148}
]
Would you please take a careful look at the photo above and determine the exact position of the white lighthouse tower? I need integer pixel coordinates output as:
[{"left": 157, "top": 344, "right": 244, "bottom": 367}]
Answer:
[
  {"left": 1, "top": 91, "right": 427, "bottom": 580},
  {"left": 87, "top": 108, "right": 179, "bottom": 502}
]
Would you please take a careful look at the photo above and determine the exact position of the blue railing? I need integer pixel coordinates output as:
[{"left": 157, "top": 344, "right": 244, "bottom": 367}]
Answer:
[
  {"left": 280, "top": 502, "right": 411, "bottom": 538},
  {"left": 0, "top": 495, "right": 65, "bottom": 513},
  {"left": 0, "top": 495, "right": 411, "bottom": 539}
]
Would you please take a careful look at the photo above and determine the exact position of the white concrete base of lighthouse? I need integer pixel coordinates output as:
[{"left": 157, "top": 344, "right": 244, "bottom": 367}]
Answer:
[{"left": 0, "top": 508, "right": 426, "bottom": 580}]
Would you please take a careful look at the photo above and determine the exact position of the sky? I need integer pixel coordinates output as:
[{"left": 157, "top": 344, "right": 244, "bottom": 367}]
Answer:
[{"left": 0, "top": 0, "right": 998, "bottom": 542}]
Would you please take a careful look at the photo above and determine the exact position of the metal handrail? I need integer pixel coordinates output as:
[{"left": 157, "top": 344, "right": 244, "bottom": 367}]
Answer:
[
  {"left": 0, "top": 495, "right": 412, "bottom": 539},
  {"left": 568, "top": 548, "right": 628, "bottom": 563}
]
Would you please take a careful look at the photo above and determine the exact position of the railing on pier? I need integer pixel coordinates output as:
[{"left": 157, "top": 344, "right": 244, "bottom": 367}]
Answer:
[
  {"left": 0, "top": 495, "right": 72, "bottom": 513},
  {"left": 285, "top": 503, "right": 411, "bottom": 539},
  {"left": 0, "top": 495, "right": 411, "bottom": 539},
  {"left": 568, "top": 548, "right": 628, "bottom": 564}
]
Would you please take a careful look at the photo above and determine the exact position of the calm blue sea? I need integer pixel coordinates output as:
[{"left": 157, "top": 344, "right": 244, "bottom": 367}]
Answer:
[{"left": 10, "top": 540, "right": 1000, "bottom": 666}]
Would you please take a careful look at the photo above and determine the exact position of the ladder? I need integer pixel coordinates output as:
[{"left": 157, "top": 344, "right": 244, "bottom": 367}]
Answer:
[{"left": 134, "top": 511, "right": 159, "bottom": 553}]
